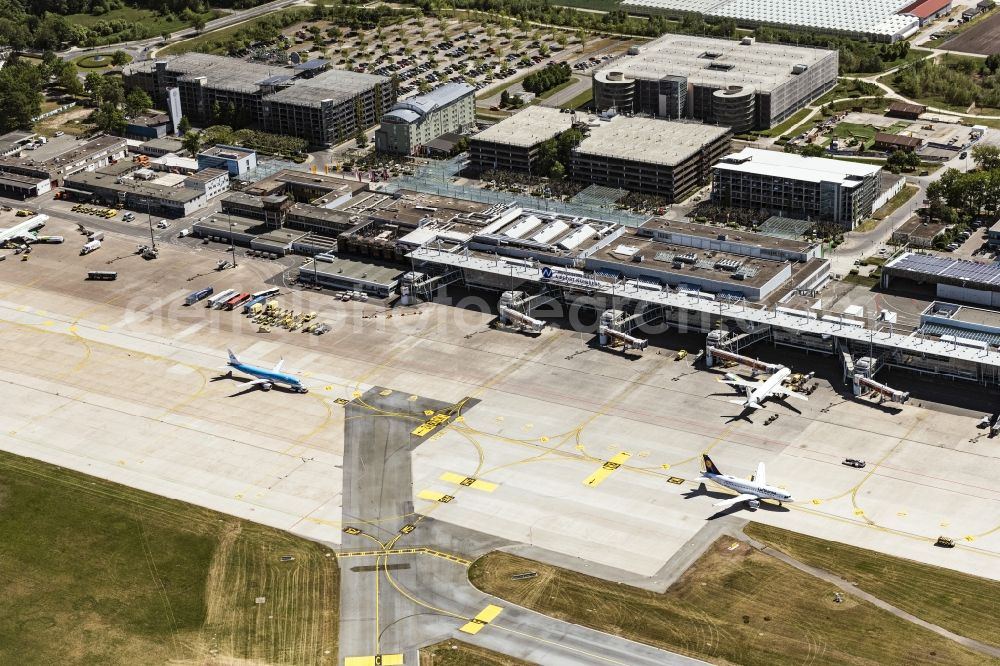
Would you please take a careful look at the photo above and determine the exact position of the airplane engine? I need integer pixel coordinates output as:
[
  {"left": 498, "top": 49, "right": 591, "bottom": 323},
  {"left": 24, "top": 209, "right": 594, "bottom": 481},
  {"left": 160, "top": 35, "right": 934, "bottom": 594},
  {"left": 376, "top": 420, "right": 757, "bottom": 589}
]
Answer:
[
  {"left": 746, "top": 499, "right": 760, "bottom": 510},
  {"left": 297, "top": 387, "right": 309, "bottom": 394},
  {"left": 261, "top": 382, "right": 272, "bottom": 391}
]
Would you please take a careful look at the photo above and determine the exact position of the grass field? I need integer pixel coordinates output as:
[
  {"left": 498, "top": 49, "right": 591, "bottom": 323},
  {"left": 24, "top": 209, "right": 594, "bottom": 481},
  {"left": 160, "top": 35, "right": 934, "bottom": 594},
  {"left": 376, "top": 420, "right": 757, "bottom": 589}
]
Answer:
[
  {"left": 756, "top": 108, "right": 812, "bottom": 138},
  {"left": 561, "top": 87, "right": 594, "bottom": 110},
  {"left": 745, "top": 522, "right": 1000, "bottom": 650},
  {"left": 813, "top": 78, "right": 886, "bottom": 107},
  {"left": 535, "top": 76, "right": 580, "bottom": 101},
  {"left": 67, "top": 7, "right": 216, "bottom": 40},
  {"left": 0, "top": 450, "right": 338, "bottom": 665},
  {"left": 871, "top": 183, "right": 920, "bottom": 223},
  {"left": 159, "top": 7, "right": 310, "bottom": 55},
  {"left": 469, "top": 540, "right": 999, "bottom": 666},
  {"left": 420, "top": 640, "right": 537, "bottom": 665}
]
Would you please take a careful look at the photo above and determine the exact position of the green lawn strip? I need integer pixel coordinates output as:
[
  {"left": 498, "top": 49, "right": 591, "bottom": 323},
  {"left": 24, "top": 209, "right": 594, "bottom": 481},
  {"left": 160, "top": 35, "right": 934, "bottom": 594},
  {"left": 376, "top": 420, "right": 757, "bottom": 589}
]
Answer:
[
  {"left": 745, "top": 522, "right": 1000, "bottom": 649},
  {"left": 752, "top": 107, "right": 812, "bottom": 138},
  {"left": 468, "top": 542, "right": 996, "bottom": 666},
  {"left": 0, "top": 450, "right": 338, "bottom": 665}
]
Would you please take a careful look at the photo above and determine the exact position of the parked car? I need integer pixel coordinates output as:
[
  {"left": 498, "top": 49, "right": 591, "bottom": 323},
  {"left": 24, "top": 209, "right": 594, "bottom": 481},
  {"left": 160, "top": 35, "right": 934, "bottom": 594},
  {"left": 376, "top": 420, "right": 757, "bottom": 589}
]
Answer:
[{"left": 843, "top": 458, "right": 866, "bottom": 468}]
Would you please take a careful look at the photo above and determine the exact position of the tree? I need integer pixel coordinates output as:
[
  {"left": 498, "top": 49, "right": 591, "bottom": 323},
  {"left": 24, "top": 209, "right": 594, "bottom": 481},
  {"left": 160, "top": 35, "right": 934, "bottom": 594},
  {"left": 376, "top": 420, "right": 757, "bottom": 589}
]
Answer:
[
  {"left": 799, "top": 143, "right": 826, "bottom": 157},
  {"left": 181, "top": 130, "right": 202, "bottom": 155},
  {"left": 178, "top": 116, "right": 191, "bottom": 134},
  {"left": 549, "top": 160, "right": 565, "bottom": 179},
  {"left": 987, "top": 53, "right": 1000, "bottom": 74},
  {"left": 0, "top": 62, "right": 42, "bottom": 132},
  {"left": 124, "top": 88, "right": 152, "bottom": 118},
  {"left": 355, "top": 128, "right": 369, "bottom": 147},
  {"left": 57, "top": 63, "right": 84, "bottom": 96},
  {"left": 973, "top": 143, "right": 1000, "bottom": 171},
  {"left": 191, "top": 13, "right": 207, "bottom": 33},
  {"left": 110, "top": 50, "right": 130, "bottom": 67},
  {"left": 500, "top": 89, "right": 510, "bottom": 107}
]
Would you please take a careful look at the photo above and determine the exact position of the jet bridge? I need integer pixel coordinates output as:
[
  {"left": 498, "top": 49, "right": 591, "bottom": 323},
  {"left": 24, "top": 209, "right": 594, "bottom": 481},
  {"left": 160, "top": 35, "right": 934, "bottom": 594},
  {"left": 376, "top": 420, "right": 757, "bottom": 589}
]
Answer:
[
  {"left": 598, "top": 309, "right": 648, "bottom": 351},
  {"left": 705, "top": 346, "right": 783, "bottom": 374},
  {"left": 497, "top": 291, "right": 547, "bottom": 334}
]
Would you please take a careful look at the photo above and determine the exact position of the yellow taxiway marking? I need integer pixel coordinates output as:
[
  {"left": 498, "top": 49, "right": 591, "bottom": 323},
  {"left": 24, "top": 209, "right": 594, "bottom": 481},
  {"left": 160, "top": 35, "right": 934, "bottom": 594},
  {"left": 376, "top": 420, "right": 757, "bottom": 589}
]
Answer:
[
  {"left": 460, "top": 604, "right": 503, "bottom": 635},
  {"left": 379, "top": 389, "right": 393, "bottom": 396},
  {"left": 583, "top": 452, "right": 631, "bottom": 487},
  {"left": 408, "top": 395, "right": 418, "bottom": 401},
  {"left": 352, "top": 391, "right": 362, "bottom": 398},
  {"left": 335, "top": 548, "right": 471, "bottom": 566},
  {"left": 440, "top": 472, "right": 497, "bottom": 492},
  {"left": 411, "top": 412, "right": 450, "bottom": 437},
  {"left": 344, "top": 654, "right": 403, "bottom": 666},
  {"left": 418, "top": 489, "right": 456, "bottom": 503}
]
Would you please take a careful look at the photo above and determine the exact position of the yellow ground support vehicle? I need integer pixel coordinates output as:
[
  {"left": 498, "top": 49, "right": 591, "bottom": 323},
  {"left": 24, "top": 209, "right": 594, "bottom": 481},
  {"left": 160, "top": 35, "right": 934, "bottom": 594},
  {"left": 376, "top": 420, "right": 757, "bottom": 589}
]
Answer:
[{"left": 675, "top": 349, "right": 688, "bottom": 361}]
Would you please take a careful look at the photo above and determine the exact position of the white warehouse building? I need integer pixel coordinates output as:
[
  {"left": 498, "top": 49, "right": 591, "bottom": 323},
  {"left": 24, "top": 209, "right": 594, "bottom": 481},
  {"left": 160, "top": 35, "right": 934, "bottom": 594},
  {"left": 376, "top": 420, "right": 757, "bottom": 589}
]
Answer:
[
  {"left": 620, "top": 0, "right": 920, "bottom": 41},
  {"left": 375, "top": 83, "right": 476, "bottom": 156}
]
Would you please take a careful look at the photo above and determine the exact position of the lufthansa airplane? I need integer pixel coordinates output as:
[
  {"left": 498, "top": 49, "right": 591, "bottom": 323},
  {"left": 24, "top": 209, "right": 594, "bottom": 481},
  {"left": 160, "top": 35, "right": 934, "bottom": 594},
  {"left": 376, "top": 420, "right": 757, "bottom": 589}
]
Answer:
[
  {"left": 225, "top": 349, "right": 308, "bottom": 393},
  {"left": 695, "top": 454, "right": 793, "bottom": 510}
]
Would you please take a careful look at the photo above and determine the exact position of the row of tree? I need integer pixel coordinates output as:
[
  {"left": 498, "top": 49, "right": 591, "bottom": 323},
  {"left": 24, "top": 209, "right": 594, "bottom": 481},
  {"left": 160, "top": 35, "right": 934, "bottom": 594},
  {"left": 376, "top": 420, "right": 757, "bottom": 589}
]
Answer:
[
  {"left": 522, "top": 62, "right": 571, "bottom": 95},
  {"left": 925, "top": 145, "right": 1000, "bottom": 223},
  {"left": 891, "top": 57, "right": 1000, "bottom": 110}
]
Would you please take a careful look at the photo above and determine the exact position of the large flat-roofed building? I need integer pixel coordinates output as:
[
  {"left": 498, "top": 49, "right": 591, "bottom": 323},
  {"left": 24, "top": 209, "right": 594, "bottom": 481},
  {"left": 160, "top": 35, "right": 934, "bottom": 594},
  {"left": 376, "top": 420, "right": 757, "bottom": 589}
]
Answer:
[
  {"left": 0, "top": 171, "right": 51, "bottom": 199},
  {"left": 0, "top": 135, "right": 128, "bottom": 185},
  {"left": 469, "top": 106, "right": 575, "bottom": 174},
  {"left": 65, "top": 169, "right": 211, "bottom": 218},
  {"left": 593, "top": 36, "right": 838, "bottom": 131},
  {"left": 620, "top": 0, "right": 919, "bottom": 41},
  {"left": 711, "top": 148, "right": 881, "bottom": 228},
  {"left": 883, "top": 253, "right": 1000, "bottom": 306},
  {"left": 570, "top": 116, "right": 731, "bottom": 202},
  {"left": 375, "top": 83, "right": 475, "bottom": 155},
  {"left": 123, "top": 54, "right": 394, "bottom": 146}
]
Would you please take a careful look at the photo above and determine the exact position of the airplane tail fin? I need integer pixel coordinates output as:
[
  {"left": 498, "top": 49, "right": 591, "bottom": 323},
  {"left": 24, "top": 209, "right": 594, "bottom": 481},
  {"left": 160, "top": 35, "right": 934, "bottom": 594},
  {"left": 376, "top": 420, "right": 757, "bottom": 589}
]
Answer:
[
  {"left": 227, "top": 349, "right": 240, "bottom": 365},
  {"left": 703, "top": 454, "right": 723, "bottom": 476}
]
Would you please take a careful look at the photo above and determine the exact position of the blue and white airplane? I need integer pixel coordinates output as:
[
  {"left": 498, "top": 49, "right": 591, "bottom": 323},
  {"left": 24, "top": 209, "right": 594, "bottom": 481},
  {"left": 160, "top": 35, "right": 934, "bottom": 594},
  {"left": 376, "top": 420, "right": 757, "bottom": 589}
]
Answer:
[{"left": 225, "top": 349, "right": 308, "bottom": 393}]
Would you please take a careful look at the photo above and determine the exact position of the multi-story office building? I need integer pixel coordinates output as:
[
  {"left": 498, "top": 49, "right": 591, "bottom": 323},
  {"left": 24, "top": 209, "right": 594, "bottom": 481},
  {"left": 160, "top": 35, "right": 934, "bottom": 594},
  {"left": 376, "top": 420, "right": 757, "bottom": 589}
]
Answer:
[
  {"left": 711, "top": 148, "right": 882, "bottom": 228},
  {"left": 570, "top": 116, "right": 731, "bottom": 202},
  {"left": 123, "top": 54, "right": 393, "bottom": 146},
  {"left": 374, "top": 83, "right": 476, "bottom": 155},
  {"left": 593, "top": 36, "right": 837, "bottom": 132}
]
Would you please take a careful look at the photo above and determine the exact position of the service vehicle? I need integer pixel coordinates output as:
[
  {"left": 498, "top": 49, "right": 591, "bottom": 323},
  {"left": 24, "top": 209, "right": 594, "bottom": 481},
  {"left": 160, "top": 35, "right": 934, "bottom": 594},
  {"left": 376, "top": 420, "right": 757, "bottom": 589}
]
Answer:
[
  {"left": 184, "top": 286, "right": 214, "bottom": 305},
  {"left": 80, "top": 239, "right": 101, "bottom": 255},
  {"left": 87, "top": 270, "right": 117, "bottom": 280}
]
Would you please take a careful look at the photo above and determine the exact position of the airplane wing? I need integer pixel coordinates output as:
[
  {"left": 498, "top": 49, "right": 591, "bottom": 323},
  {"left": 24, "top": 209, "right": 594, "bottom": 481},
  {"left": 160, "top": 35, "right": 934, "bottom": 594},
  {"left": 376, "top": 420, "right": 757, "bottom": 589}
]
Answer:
[
  {"left": 247, "top": 378, "right": 271, "bottom": 386},
  {"left": 720, "top": 377, "right": 760, "bottom": 388},
  {"left": 773, "top": 388, "right": 808, "bottom": 401},
  {"left": 754, "top": 462, "right": 766, "bottom": 486},
  {"left": 273, "top": 358, "right": 285, "bottom": 373},
  {"left": 713, "top": 493, "right": 758, "bottom": 509}
]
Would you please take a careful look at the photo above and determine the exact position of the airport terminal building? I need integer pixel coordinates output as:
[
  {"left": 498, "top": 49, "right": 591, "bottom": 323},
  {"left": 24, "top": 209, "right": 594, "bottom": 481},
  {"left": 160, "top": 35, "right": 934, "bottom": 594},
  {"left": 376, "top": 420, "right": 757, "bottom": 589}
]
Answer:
[
  {"left": 592, "top": 36, "right": 838, "bottom": 132},
  {"left": 123, "top": 54, "right": 393, "bottom": 146}
]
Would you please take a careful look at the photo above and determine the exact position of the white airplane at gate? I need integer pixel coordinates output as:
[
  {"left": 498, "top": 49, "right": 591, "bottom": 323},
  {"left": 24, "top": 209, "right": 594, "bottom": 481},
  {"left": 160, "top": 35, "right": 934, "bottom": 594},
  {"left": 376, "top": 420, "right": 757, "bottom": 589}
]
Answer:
[
  {"left": 695, "top": 454, "right": 794, "bottom": 510},
  {"left": 720, "top": 366, "right": 807, "bottom": 411}
]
